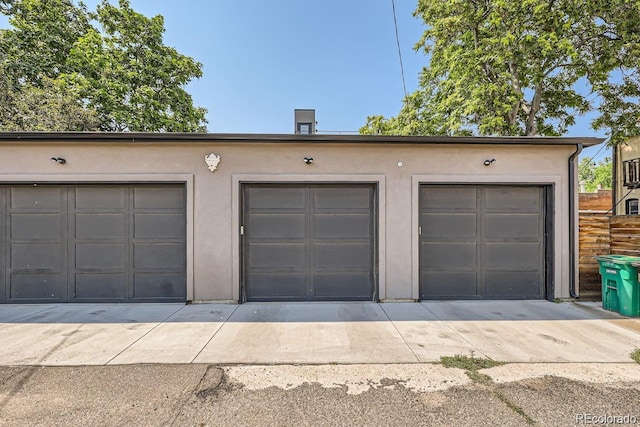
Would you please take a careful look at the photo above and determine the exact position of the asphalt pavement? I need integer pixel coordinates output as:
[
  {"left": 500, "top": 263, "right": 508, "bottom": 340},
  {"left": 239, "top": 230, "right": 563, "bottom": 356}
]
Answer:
[{"left": 0, "top": 364, "right": 639, "bottom": 426}]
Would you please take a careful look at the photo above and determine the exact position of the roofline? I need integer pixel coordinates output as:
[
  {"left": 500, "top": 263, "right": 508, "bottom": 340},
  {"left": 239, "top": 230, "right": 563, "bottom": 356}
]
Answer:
[{"left": 0, "top": 132, "right": 605, "bottom": 146}]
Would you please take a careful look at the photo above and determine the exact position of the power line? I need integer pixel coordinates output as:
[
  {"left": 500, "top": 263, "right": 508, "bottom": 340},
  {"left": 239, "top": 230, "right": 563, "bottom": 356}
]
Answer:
[
  {"left": 391, "top": 0, "right": 408, "bottom": 99},
  {"left": 579, "top": 139, "right": 609, "bottom": 174},
  {"left": 606, "top": 185, "right": 637, "bottom": 215}
]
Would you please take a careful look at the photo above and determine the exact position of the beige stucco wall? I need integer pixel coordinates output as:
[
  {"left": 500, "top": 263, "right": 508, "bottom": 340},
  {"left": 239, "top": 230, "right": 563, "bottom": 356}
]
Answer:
[
  {"left": 615, "top": 137, "right": 640, "bottom": 214},
  {"left": 0, "top": 140, "right": 576, "bottom": 300}
]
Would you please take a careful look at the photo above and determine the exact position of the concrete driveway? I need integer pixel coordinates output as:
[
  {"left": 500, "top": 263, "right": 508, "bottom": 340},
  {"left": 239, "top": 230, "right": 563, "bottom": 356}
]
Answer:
[{"left": 0, "top": 300, "right": 638, "bottom": 366}]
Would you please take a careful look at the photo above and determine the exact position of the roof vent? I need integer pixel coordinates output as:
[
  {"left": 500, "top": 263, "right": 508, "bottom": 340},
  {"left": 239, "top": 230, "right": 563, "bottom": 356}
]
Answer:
[{"left": 294, "top": 109, "right": 316, "bottom": 135}]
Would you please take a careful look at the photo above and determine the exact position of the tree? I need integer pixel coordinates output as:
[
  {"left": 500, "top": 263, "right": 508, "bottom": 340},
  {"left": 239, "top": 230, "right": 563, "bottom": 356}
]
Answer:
[
  {"left": 0, "top": 70, "right": 100, "bottom": 131},
  {"left": 579, "top": 156, "right": 612, "bottom": 192},
  {"left": 361, "top": 0, "right": 640, "bottom": 144},
  {"left": 66, "top": 0, "right": 207, "bottom": 132},
  {"left": 0, "top": 0, "right": 208, "bottom": 132},
  {"left": 0, "top": 0, "right": 90, "bottom": 86}
]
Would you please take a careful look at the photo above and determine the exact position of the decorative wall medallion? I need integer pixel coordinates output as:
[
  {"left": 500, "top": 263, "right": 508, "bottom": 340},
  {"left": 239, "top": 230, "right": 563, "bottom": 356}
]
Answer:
[{"left": 205, "top": 153, "right": 221, "bottom": 172}]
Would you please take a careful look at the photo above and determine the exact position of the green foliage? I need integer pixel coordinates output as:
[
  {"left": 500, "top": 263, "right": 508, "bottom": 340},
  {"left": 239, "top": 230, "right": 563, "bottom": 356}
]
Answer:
[
  {"left": 361, "top": 0, "right": 640, "bottom": 143},
  {"left": 632, "top": 348, "right": 640, "bottom": 364},
  {"left": 0, "top": 0, "right": 90, "bottom": 85},
  {"left": 0, "top": 0, "right": 207, "bottom": 132},
  {"left": 579, "top": 156, "right": 612, "bottom": 192},
  {"left": 0, "top": 71, "right": 100, "bottom": 131},
  {"left": 440, "top": 353, "right": 505, "bottom": 372}
]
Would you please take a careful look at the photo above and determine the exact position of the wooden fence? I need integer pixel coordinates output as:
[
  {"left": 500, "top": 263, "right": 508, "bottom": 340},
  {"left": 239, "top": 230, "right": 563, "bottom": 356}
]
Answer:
[
  {"left": 610, "top": 216, "right": 640, "bottom": 256},
  {"left": 578, "top": 212, "right": 611, "bottom": 293},
  {"left": 579, "top": 214, "right": 640, "bottom": 295}
]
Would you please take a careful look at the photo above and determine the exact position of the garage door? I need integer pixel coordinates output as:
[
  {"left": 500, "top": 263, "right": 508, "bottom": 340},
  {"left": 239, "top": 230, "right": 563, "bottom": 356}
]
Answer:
[
  {"left": 419, "top": 185, "right": 546, "bottom": 299},
  {"left": 242, "top": 184, "right": 376, "bottom": 301},
  {"left": 0, "top": 184, "right": 186, "bottom": 303}
]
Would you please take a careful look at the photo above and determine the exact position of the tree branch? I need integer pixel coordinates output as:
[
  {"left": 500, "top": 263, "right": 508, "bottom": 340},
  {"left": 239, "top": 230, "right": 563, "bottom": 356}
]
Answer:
[{"left": 526, "top": 85, "right": 543, "bottom": 135}]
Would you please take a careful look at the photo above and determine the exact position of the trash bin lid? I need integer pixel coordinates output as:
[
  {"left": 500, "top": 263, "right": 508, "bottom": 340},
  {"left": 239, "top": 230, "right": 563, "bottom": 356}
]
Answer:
[{"left": 596, "top": 255, "right": 640, "bottom": 265}]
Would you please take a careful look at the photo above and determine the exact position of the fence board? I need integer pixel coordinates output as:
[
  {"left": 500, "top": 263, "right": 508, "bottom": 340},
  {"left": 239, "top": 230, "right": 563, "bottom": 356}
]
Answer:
[
  {"left": 579, "top": 212, "right": 610, "bottom": 293},
  {"left": 610, "top": 216, "right": 640, "bottom": 258}
]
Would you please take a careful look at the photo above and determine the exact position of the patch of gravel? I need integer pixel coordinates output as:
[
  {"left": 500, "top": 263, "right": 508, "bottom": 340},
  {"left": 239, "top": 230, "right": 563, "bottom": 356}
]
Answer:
[
  {"left": 495, "top": 376, "right": 640, "bottom": 427},
  {"left": 175, "top": 381, "right": 529, "bottom": 427}
]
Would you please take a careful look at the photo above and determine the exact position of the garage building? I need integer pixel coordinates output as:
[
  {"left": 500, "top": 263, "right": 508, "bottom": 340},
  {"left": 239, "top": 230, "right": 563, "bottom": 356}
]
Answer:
[{"left": 0, "top": 132, "right": 601, "bottom": 303}]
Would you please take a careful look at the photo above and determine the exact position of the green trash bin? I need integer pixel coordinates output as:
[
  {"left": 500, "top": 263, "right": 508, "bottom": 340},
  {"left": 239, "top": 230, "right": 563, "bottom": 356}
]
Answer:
[{"left": 595, "top": 255, "right": 640, "bottom": 317}]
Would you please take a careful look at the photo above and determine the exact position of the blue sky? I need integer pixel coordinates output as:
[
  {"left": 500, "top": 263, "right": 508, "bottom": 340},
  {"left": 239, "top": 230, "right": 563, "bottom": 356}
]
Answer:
[{"left": 0, "top": 0, "right": 607, "bottom": 159}]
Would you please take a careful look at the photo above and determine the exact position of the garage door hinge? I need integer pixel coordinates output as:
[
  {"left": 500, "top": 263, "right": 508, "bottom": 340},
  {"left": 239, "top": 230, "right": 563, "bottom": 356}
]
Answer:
[
  {"left": 240, "top": 225, "right": 244, "bottom": 235},
  {"left": 419, "top": 226, "right": 422, "bottom": 236}
]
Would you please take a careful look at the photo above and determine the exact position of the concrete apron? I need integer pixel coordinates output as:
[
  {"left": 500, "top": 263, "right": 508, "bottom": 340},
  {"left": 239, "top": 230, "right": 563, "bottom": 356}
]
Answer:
[{"left": 0, "top": 300, "right": 638, "bottom": 366}]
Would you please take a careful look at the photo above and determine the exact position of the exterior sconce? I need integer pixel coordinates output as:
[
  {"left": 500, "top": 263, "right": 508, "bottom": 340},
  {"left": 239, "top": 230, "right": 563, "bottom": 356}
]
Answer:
[
  {"left": 51, "top": 157, "right": 67, "bottom": 164},
  {"left": 303, "top": 157, "right": 314, "bottom": 164},
  {"left": 483, "top": 159, "right": 496, "bottom": 166}
]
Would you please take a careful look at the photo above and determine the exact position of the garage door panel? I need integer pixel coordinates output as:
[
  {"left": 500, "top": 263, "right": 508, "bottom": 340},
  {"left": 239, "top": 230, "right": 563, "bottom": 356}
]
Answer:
[
  {"left": 11, "top": 244, "right": 62, "bottom": 270},
  {"left": 11, "top": 187, "right": 62, "bottom": 209},
  {"left": 485, "top": 214, "right": 541, "bottom": 239},
  {"left": 75, "top": 187, "right": 126, "bottom": 209},
  {"left": 314, "top": 273, "right": 371, "bottom": 298},
  {"left": 243, "top": 184, "right": 375, "bottom": 301},
  {"left": 249, "top": 243, "right": 307, "bottom": 269},
  {"left": 11, "top": 214, "right": 62, "bottom": 240},
  {"left": 76, "top": 214, "right": 126, "bottom": 239},
  {"left": 246, "top": 273, "right": 308, "bottom": 298},
  {"left": 74, "top": 273, "right": 127, "bottom": 299},
  {"left": 133, "top": 273, "right": 186, "bottom": 299},
  {"left": 485, "top": 187, "right": 541, "bottom": 211},
  {"left": 134, "top": 213, "right": 184, "bottom": 239},
  {"left": 10, "top": 274, "right": 65, "bottom": 300},
  {"left": 420, "top": 272, "right": 477, "bottom": 297},
  {"left": 421, "top": 187, "right": 477, "bottom": 209},
  {"left": 0, "top": 189, "right": 4, "bottom": 302},
  {"left": 421, "top": 242, "right": 476, "bottom": 269},
  {"left": 247, "top": 187, "right": 307, "bottom": 210},
  {"left": 75, "top": 243, "right": 125, "bottom": 269},
  {"left": 314, "top": 187, "right": 371, "bottom": 209},
  {"left": 134, "top": 186, "right": 184, "bottom": 209},
  {"left": 485, "top": 242, "right": 542, "bottom": 269},
  {"left": 483, "top": 271, "right": 543, "bottom": 298},
  {"left": 421, "top": 213, "right": 476, "bottom": 239},
  {"left": 248, "top": 214, "right": 306, "bottom": 239},
  {"left": 134, "top": 243, "right": 184, "bottom": 269},
  {"left": 314, "top": 214, "right": 370, "bottom": 239},
  {"left": 2, "top": 184, "right": 185, "bottom": 304},
  {"left": 420, "top": 185, "right": 545, "bottom": 300},
  {"left": 314, "top": 243, "right": 371, "bottom": 269}
]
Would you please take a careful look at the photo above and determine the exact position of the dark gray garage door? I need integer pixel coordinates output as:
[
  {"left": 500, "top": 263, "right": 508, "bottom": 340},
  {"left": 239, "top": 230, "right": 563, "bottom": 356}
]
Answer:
[
  {"left": 419, "top": 185, "right": 547, "bottom": 299},
  {"left": 0, "top": 184, "right": 186, "bottom": 303},
  {"left": 242, "top": 184, "right": 376, "bottom": 301}
]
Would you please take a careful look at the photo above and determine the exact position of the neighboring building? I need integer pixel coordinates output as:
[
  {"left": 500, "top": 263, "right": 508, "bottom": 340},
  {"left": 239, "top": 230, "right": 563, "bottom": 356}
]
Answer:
[
  {"left": 613, "top": 136, "right": 640, "bottom": 215},
  {"left": 0, "top": 132, "right": 601, "bottom": 304},
  {"left": 579, "top": 189, "right": 612, "bottom": 212},
  {"left": 294, "top": 109, "right": 316, "bottom": 135}
]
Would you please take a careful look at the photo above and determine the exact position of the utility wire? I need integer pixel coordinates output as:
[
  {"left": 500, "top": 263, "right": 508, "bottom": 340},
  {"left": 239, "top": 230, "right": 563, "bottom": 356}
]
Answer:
[
  {"left": 578, "top": 139, "right": 609, "bottom": 174},
  {"left": 606, "top": 185, "right": 637, "bottom": 215},
  {"left": 391, "top": 0, "right": 408, "bottom": 99}
]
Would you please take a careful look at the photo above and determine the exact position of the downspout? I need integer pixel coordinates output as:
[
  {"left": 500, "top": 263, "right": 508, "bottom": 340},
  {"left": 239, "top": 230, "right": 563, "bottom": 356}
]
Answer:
[
  {"left": 612, "top": 144, "right": 618, "bottom": 215},
  {"left": 568, "top": 143, "right": 583, "bottom": 299}
]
